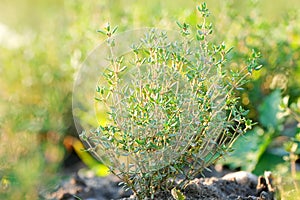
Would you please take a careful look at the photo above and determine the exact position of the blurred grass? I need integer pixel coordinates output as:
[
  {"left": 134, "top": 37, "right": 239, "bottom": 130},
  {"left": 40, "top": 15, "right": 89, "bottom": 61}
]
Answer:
[{"left": 0, "top": 0, "right": 300, "bottom": 199}]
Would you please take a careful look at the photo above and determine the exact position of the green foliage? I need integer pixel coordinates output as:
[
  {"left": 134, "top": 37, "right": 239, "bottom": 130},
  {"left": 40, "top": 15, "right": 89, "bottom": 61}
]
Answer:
[
  {"left": 224, "top": 127, "right": 272, "bottom": 172},
  {"left": 0, "top": 0, "right": 299, "bottom": 199},
  {"left": 258, "top": 90, "right": 282, "bottom": 129},
  {"left": 215, "top": 4, "right": 300, "bottom": 196},
  {"left": 80, "top": 3, "right": 259, "bottom": 199}
]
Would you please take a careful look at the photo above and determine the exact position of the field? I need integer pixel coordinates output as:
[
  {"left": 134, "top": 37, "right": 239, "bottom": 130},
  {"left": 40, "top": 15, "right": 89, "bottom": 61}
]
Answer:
[{"left": 0, "top": 0, "right": 300, "bottom": 199}]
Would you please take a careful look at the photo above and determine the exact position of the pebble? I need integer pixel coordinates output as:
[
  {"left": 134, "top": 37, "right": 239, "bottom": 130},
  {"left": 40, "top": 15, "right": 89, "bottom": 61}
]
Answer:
[{"left": 222, "top": 171, "right": 258, "bottom": 187}]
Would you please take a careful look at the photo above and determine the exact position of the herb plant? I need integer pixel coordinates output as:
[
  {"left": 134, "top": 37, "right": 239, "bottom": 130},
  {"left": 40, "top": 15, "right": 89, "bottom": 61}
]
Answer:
[{"left": 80, "top": 3, "right": 260, "bottom": 199}]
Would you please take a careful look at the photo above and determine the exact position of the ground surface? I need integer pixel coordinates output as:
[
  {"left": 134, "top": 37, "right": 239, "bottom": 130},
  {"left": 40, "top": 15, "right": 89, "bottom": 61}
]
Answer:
[{"left": 42, "top": 165, "right": 275, "bottom": 200}]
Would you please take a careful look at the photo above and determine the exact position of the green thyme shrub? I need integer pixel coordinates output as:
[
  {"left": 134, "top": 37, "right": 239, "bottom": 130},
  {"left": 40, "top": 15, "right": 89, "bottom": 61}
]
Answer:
[{"left": 80, "top": 3, "right": 260, "bottom": 199}]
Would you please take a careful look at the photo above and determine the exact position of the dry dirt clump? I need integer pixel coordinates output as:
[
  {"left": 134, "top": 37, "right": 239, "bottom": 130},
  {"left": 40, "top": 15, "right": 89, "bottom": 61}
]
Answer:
[
  {"left": 130, "top": 171, "right": 275, "bottom": 200},
  {"left": 43, "top": 171, "right": 275, "bottom": 200}
]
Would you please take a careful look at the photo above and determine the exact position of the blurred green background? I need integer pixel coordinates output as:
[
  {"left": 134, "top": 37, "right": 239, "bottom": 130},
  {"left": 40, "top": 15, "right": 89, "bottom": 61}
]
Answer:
[{"left": 0, "top": 0, "right": 299, "bottom": 199}]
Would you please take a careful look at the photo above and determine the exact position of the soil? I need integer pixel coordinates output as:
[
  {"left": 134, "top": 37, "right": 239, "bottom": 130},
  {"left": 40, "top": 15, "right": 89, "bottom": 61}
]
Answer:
[{"left": 41, "top": 166, "right": 275, "bottom": 200}]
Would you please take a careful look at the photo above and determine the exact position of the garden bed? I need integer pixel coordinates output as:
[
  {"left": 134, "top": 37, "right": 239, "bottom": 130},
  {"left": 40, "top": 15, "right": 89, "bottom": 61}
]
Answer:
[{"left": 43, "top": 166, "right": 275, "bottom": 200}]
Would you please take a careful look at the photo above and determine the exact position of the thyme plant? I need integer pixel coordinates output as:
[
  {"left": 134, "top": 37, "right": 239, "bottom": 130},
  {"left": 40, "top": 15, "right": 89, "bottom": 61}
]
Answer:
[{"left": 80, "top": 3, "right": 261, "bottom": 199}]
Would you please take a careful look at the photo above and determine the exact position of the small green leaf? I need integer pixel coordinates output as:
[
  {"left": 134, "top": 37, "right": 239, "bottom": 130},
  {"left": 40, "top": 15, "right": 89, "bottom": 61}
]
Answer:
[
  {"left": 97, "top": 29, "right": 106, "bottom": 35},
  {"left": 254, "top": 65, "right": 263, "bottom": 70},
  {"left": 241, "top": 110, "right": 250, "bottom": 116},
  {"left": 106, "top": 23, "right": 110, "bottom": 31},
  {"left": 197, "top": 30, "right": 203, "bottom": 35},
  {"left": 112, "top": 26, "right": 118, "bottom": 34},
  {"left": 197, "top": 5, "right": 201, "bottom": 12},
  {"left": 176, "top": 21, "right": 183, "bottom": 28},
  {"left": 226, "top": 47, "right": 234, "bottom": 54},
  {"left": 171, "top": 188, "right": 185, "bottom": 200},
  {"left": 119, "top": 66, "right": 127, "bottom": 73},
  {"left": 135, "top": 139, "right": 146, "bottom": 145},
  {"left": 196, "top": 34, "right": 204, "bottom": 41}
]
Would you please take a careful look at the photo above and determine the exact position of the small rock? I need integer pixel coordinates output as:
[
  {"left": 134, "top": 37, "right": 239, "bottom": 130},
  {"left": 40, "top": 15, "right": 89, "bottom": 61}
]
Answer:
[
  {"left": 259, "top": 191, "right": 271, "bottom": 200},
  {"left": 222, "top": 171, "right": 258, "bottom": 187}
]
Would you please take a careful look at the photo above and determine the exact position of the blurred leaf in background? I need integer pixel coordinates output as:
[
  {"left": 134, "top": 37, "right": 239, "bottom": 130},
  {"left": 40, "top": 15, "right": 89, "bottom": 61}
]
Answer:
[
  {"left": 216, "top": 2, "right": 300, "bottom": 197},
  {"left": 258, "top": 90, "right": 282, "bottom": 130}
]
